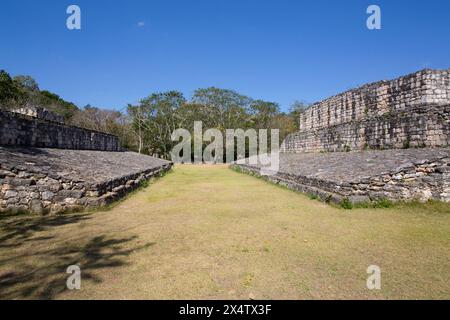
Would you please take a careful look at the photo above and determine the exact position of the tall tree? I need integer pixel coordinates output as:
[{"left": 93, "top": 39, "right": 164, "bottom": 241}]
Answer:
[
  {"left": 191, "top": 87, "right": 252, "bottom": 130},
  {"left": 289, "top": 100, "right": 310, "bottom": 130},
  {"left": 0, "top": 70, "right": 23, "bottom": 108},
  {"left": 250, "top": 100, "right": 280, "bottom": 129},
  {"left": 13, "top": 75, "right": 40, "bottom": 91},
  {"left": 128, "top": 91, "right": 186, "bottom": 158}
]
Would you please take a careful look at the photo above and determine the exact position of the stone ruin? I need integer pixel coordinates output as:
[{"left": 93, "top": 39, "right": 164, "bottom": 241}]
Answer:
[
  {"left": 0, "top": 106, "right": 172, "bottom": 215},
  {"left": 13, "top": 106, "right": 65, "bottom": 124},
  {"left": 234, "top": 69, "right": 450, "bottom": 204},
  {"left": 283, "top": 69, "right": 450, "bottom": 153},
  {"left": 1, "top": 106, "right": 120, "bottom": 151},
  {"left": 1, "top": 69, "right": 449, "bottom": 213}
]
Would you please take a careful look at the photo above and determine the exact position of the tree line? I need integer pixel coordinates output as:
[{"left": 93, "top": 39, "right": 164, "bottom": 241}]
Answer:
[{"left": 0, "top": 70, "right": 308, "bottom": 160}]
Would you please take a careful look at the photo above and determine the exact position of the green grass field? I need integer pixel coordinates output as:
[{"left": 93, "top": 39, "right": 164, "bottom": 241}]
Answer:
[{"left": 0, "top": 165, "right": 449, "bottom": 299}]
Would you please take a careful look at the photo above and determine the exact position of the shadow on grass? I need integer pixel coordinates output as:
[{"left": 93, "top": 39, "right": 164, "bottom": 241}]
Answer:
[
  {"left": 0, "top": 213, "right": 92, "bottom": 249},
  {"left": 0, "top": 213, "right": 155, "bottom": 299}
]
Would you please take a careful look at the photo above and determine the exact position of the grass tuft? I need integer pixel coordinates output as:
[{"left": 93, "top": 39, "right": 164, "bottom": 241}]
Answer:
[{"left": 340, "top": 198, "right": 353, "bottom": 210}]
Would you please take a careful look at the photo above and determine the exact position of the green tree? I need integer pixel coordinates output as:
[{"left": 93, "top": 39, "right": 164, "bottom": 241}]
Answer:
[
  {"left": 70, "top": 105, "right": 135, "bottom": 149},
  {"left": 191, "top": 87, "right": 252, "bottom": 130},
  {"left": 0, "top": 70, "right": 23, "bottom": 108},
  {"left": 37, "top": 90, "right": 78, "bottom": 120},
  {"left": 289, "top": 100, "right": 310, "bottom": 130},
  {"left": 128, "top": 91, "right": 186, "bottom": 158},
  {"left": 13, "top": 75, "right": 40, "bottom": 91},
  {"left": 250, "top": 100, "right": 280, "bottom": 129},
  {"left": 1, "top": 70, "right": 78, "bottom": 120}
]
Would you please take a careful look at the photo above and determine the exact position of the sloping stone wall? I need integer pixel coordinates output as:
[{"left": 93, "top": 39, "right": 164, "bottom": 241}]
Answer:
[
  {"left": 236, "top": 69, "right": 450, "bottom": 205},
  {"left": 0, "top": 110, "right": 120, "bottom": 151},
  {"left": 0, "top": 108, "right": 173, "bottom": 215},
  {"left": 0, "top": 147, "right": 172, "bottom": 214},
  {"left": 232, "top": 148, "right": 450, "bottom": 204},
  {"left": 284, "top": 69, "right": 450, "bottom": 153}
]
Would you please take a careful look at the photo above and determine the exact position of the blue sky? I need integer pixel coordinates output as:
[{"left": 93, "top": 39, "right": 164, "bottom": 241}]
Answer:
[{"left": 0, "top": 0, "right": 449, "bottom": 112}]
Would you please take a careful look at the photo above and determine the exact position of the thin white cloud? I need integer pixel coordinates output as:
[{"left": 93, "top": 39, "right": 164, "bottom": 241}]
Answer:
[{"left": 137, "top": 21, "right": 145, "bottom": 27}]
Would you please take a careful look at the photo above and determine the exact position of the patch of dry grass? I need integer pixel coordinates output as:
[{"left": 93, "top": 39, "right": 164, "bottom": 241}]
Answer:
[{"left": 0, "top": 164, "right": 449, "bottom": 299}]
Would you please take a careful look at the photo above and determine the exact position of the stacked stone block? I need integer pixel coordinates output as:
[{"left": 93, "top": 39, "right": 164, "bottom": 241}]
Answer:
[
  {"left": 235, "top": 68, "right": 450, "bottom": 205},
  {"left": 232, "top": 150, "right": 450, "bottom": 204},
  {"left": 284, "top": 69, "right": 450, "bottom": 153},
  {"left": 0, "top": 110, "right": 120, "bottom": 151},
  {"left": 0, "top": 108, "right": 173, "bottom": 215},
  {"left": 14, "top": 106, "right": 65, "bottom": 123}
]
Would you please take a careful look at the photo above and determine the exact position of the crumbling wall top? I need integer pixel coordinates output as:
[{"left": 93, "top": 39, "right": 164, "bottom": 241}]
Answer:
[
  {"left": 12, "top": 106, "right": 65, "bottom": 123},
  {"left": 298, "top": 68, "right": 450, "bottom": 132}
]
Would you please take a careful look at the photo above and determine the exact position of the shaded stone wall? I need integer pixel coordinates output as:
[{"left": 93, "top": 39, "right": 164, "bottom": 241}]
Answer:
[
  {"left": 283, "top": 69, "right": 450, "bottom": 153},
  {"left": 0, "top": 110, "right": 120, "bottom": 151}
]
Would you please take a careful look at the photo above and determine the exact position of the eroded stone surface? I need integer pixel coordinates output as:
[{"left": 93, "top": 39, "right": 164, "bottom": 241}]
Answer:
[
  {"left": 0, "top": 147, "right": 172, "bottom": 214},
  {"left": 233, "top": 148, "right": 450, "bottom": 203}
]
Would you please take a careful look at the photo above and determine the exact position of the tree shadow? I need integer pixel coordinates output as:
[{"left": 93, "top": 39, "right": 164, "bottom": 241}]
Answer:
[
  {"left": 0, "top": 213, "right": 92, "bottom": 249},
  {"left": 0, "top": 213, "right": 156, "bottom": 299}
]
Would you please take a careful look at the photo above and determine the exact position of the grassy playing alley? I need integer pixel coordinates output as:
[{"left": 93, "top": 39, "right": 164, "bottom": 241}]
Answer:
[{"left": 0, "top": 165, "right": 449, "bottom": 300}]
